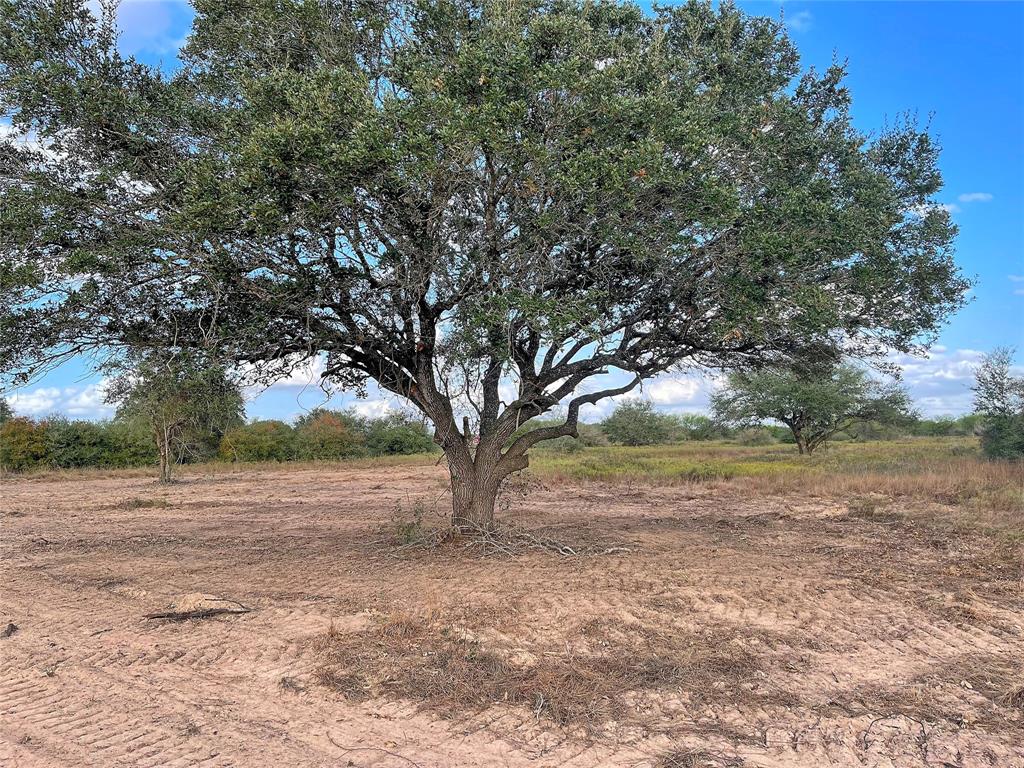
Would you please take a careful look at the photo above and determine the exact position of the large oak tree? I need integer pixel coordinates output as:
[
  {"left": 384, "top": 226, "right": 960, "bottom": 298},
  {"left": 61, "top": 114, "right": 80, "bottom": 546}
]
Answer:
[{"left": 1, "top": 0, "right": 967, "bottom": 526}]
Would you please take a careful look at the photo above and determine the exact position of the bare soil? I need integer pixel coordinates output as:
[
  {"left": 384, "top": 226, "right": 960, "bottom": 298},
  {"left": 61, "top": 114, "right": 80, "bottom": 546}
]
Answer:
[{"left": 1, "top": 464, "right": 1021, "bottom": 767}]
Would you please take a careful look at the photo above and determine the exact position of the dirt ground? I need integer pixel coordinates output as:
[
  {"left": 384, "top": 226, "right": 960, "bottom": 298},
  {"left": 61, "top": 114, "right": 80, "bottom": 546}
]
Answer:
[{"left": 1, "top": 464, "right": 1022, "bottom": 768}]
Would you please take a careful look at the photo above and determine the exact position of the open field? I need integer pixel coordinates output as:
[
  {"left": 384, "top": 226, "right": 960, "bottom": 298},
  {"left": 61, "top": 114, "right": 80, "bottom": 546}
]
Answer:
[{"left": 1, "top": 442, "right": 1022, "bottom": 767}]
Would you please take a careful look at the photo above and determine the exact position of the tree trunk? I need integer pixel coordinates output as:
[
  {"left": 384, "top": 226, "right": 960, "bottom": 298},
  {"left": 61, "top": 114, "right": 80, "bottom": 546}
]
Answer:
[
  {"left": 158, "top": 426, "right": 172, "bottom": 483},
  {"left": 449, "top": 460, "right": 500, "bottom": 531}
]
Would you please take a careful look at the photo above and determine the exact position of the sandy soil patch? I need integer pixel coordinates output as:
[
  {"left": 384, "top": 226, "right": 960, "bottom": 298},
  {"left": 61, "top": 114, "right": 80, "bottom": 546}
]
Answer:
[{"left": 1, "top": 465, "right": 1021, "bottom": 766}]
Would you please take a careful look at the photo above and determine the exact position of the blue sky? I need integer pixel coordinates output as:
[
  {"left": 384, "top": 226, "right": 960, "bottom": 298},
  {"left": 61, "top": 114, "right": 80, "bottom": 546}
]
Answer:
[{"left": 6, "top": 1, "right": 1023, "bottom": 422}]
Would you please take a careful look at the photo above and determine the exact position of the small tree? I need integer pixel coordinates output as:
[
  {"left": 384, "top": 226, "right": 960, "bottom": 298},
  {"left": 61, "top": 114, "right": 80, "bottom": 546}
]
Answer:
[
  {"left": 0, "top": 396, "right": 12, "bottom": 426},
  {"left": 973, "top": 348, "right": 1024, "bottom": 459},
  {"left": 110, "top": 355, "right": 245, "bottom": 481},
  {"left": 602, "top": 401, "right": 680, "bottom": 446},
  {"left": 712, "top": 364, "right": 914, "bottom": 455}
]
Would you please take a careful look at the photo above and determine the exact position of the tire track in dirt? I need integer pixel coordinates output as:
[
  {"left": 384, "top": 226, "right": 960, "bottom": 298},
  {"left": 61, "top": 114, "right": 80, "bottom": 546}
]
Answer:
[{"left": 2, "top": 466, "right": 1022, "bottom": 767}]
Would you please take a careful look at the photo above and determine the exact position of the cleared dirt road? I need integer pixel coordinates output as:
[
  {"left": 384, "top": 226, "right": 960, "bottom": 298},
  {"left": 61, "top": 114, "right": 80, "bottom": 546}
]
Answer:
[{"left": 1, "top": 465, "right": 1021, "bottom": 767}]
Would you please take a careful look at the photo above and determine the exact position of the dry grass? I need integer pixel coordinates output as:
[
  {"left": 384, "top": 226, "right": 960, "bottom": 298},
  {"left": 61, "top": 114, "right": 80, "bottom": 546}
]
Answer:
[
  {"left": 5, "top": 460, "right": 1022, "bottom": 766},
  {"left": 658, "top": 750, "right": 745, "bottom": 768},
  {"left": 816, "top": 651, "right": 1024, "bottom": 737},
  {"left": 1, "top": 452, "right": 435, "bottom": 483},
  {"left": 117, "top": 496, "right": 170, "bottom": 510},
  {"left": 10, "top": 437, "right": 1021, "bottom": 535},
  {"left": 529, "top": 439, "right": 1024, "bottom": 537},
  {"left": 311, "top": 610, "right": 771, "bottom": 731}
]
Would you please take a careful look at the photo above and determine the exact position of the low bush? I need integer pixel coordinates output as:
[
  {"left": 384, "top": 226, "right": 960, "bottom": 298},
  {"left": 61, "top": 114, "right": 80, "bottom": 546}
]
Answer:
[
  {"left": 602, "top": 401, "right": 682, "bottom": 446},
  {"left": 0, "top": 417, "right": 49, "bottom": 471},
  {"left": 294, "top": 410, "right": 365, "bottom": 460},
  {"left": 102, "top": 417, "right": 160, "bottom": 466},
  {"left": 219, "top": 420, "right": 296, "bottom": 462},
  {"left": 46, "top": 418, "right": 114, "bottom": 468},
  {"left": 980, "top": 415, "right": 1024, "bottom": 460},
  {"left": 364, "top": 413, "right": 435, "bottom": 456},
  {"left": 735, "top": 427, "right": 776, "bottom": 446}
]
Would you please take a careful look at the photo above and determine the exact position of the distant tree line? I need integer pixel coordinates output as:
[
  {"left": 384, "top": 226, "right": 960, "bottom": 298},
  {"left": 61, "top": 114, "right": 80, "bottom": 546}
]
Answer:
[
  {"left": 2, "top": 351, "right": 1020, "bottom": 473},
  {"left": 0, "top": 396, "right": 1008, "bottom": 474},
  {"left": 0, "top": 401, "right": 435, "bottom": 473}
]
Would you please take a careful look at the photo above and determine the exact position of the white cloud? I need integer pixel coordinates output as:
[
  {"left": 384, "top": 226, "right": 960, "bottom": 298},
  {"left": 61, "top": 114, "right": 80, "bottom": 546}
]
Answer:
[
  {"left": 7, "top": 387, "right": 63, "bottom": 416},
  {"left": 83, "top": 0, "right": 190, "bottom": 57},
  {"left": 785, "top": 10, "right": 813, "bottom": 33},
  {"left": 351, "top": 399, "right": 395, "bottom": 418},
  {"left": 240, "top": 356, "right": 328, "bottom": 400},
  {"left": 268, "top": 356, "right": 327, "bottom": 389},
  {"left": 5, "top": 380, "right": 117, "bottom": 420},
  {"left": 64, "top": 381, "right": 116, "bottom": 418},
  {"left": 889, "top": 347, "right": 988, "bottom": 416},
  {"left": 957, "top": 192, "right": 993, "bottom": 203},
  {"left": 647, "top": 377, "right": 700, "bottom": 405}
]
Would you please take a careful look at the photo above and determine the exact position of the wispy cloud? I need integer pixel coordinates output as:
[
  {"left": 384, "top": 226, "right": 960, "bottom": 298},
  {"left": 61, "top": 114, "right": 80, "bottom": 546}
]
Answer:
[
  {"left": 785, "top": 10, "right": 813, "bottom": 33},
  {"left": 957, "top": 192, "right": 993, "bottom": 203}
]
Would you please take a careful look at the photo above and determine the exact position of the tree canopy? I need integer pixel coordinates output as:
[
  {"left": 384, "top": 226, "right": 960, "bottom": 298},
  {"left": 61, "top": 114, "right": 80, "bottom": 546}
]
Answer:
[
  {"left": 0, "top": 0, "right": 967, "bottom": 523},
  {"left": 711, "top": 363, "right": 915, "bottom": 454},
  {"left": 110, "top": 354, "right": 244, "bottom": 480},
  {"left": 972, "top": 348, "right": 1024, "bottom": 459}
]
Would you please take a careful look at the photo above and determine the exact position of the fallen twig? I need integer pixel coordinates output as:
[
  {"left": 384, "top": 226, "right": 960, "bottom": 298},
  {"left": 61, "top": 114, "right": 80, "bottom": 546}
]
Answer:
[
  {"left": 144, "top": 606, "right": 253, "bottom": 621},
  {"left": 326, "top": 733, "right": 422, "bottom": 767},
  {"left": 144, "top": 598, "right": 253, "bottom": 622}
]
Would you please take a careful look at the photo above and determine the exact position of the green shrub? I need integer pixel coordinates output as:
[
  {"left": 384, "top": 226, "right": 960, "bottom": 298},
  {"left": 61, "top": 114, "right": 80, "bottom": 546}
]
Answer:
[
  {"left": 219, "top": 420, "right": 296, "bottom": 462},
  {"left": 980, "top": 415, "right": 1024, "bottom": 460},
  {"left": 294, "top": 410, "right": 365, "bottom": 459},
  {"left": 576, "top": 423, "right": 609, "bottom": 447},
  {"left": 103, "top": 417, "right": 159, "bottom": 466},
  {"left": 764, "top": 425, "right": 796, "bottom": 443},
  {"left": 364, "top": 414, "right": 435, "bottom": 456},
  {"left": 602, "top": 401, "right": 680, "bottom": 446},
  {"left": 533, "top": 435, "right": 585, "bottom": 454},
  {"left": 675, "top": 414, "right": 726, "bottom": 441},
  {"left": 735, "top": 427, "right": 775, "bottom": 446},
  {"left": 972, "top": 349, "right": 1024, "bottom": 459},
  {"left": 45, "top": 418, "right": 113, "bottom": 468},
  {"left": 0, "top": 417, "right": 49, "bottom": 471}
]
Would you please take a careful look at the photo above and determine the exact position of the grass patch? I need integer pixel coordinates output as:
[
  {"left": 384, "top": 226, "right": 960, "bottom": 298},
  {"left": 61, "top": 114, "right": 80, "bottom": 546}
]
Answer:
[
  {"left": 529, "top": 438, "right": 1023, "bottom": 536},
  {"left": 118, "top": 496, "right": 170, "bottom": 510},
  {"left": 312, "top": 611, "right": 767, "bottom": 731}
]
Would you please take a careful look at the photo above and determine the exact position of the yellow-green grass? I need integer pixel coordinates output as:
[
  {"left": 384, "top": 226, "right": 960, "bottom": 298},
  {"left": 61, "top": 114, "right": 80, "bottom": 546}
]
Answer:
[
  {"left": 528, "top": 438, "right": 1023, "bottom": 537},
  {"left": 0, "top": 451, "right": 437, "bottom": 482},
  {"left": 6, "top": 437, "right": 1020, "bottom": 536}
]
